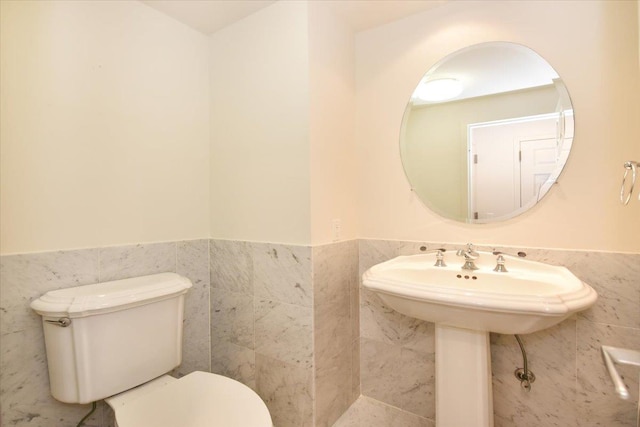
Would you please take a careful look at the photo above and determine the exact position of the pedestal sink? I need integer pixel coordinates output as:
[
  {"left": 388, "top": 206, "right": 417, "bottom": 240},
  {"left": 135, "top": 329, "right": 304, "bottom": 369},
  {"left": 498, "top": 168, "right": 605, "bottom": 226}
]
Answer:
[{"left": 362, "top": 250, "right": 597, "bottom": 427}]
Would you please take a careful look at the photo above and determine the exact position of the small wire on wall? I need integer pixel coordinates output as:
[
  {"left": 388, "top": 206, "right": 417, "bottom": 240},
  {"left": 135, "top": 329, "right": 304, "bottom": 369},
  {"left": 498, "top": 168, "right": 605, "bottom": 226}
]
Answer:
[{"left": 620, "top": 161, "right": 640, "bottom": 205}]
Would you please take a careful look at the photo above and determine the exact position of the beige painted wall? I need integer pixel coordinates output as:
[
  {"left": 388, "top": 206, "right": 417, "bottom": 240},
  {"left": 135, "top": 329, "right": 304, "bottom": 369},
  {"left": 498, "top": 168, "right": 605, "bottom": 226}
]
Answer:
[
  {"left": 356, "top": 0, "right": 640, "bottom": 252},
  {"left": 209, "top": 0, "right": 311, "bottom": 245},
  {"left": 209, "top": 1, "right": 357, "bottom": 245},
  {"left": 309, "top": 2, "right": 358, "bottom": 244},
  {"left": 0, "top": 0, "right": 210, "bottom": 255},
  {"left": 3, "top": 0, "right": 637, "bottom": 253}
]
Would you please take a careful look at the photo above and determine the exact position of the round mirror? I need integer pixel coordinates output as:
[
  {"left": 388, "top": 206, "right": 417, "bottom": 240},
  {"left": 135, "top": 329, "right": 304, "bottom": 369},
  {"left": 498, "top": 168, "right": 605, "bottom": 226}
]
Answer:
[{"left": 400, "top": 42, "right": 574, "bottom": 223}]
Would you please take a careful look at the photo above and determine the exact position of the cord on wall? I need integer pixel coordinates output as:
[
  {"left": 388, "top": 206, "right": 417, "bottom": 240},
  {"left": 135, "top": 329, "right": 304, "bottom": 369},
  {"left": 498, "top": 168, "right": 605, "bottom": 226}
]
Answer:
[{"left": 76, "top": 401, "right": 97, "bottom": 427}]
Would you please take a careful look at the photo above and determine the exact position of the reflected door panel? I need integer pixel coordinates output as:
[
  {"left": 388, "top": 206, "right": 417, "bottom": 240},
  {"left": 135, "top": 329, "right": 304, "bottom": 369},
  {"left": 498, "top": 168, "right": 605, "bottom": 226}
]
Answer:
[
  {"left": 469, "top": 114, "right": 561, "bottom": 221},
  {"left": 469, "top": 125, "right": 519, "bottom": 220},
  {"left": 520, "top": 138, "right": 557, "bottom": 206}
]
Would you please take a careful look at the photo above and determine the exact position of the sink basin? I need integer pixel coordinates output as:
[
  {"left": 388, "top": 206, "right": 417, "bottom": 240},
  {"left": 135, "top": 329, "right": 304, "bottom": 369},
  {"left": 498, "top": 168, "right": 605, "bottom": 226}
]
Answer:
[
  {"left": 362, "top": 251, "right": 597, "bottom": 334},
  {"left": 363, "top": 250, "right": 597, "bottom": 427}
]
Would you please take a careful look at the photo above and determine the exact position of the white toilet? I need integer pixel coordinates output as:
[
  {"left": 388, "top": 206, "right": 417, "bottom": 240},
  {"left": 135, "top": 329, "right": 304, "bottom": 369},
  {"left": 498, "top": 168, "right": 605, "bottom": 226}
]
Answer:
[{"left": 30, "top": 272, "right": 272, "bottom": 427}]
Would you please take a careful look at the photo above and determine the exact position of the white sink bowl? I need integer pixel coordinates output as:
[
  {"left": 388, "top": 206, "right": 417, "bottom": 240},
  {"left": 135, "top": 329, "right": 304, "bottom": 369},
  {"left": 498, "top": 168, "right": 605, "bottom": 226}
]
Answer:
[{"left": 362, "top": 251, "right": 597, "bottom": 334}]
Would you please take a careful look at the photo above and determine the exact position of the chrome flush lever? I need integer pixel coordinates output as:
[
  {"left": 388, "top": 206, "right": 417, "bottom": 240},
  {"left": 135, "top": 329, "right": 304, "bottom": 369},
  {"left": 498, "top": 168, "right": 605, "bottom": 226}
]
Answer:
[{"left": 44, "top": 317, "right": 71, "bottom": 327}]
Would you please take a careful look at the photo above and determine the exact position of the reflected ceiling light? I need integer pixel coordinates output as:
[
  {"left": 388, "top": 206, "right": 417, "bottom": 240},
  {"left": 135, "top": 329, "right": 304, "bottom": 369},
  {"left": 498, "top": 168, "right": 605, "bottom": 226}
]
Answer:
[{"left": 414, "top": 78, "right": 463, "bottom": 102}]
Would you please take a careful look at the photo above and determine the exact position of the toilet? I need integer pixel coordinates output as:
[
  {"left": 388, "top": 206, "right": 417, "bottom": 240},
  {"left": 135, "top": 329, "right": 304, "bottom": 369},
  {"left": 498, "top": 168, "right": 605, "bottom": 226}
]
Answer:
[{"left": 30, "top": 272, "right": 272, "bottom": 427}]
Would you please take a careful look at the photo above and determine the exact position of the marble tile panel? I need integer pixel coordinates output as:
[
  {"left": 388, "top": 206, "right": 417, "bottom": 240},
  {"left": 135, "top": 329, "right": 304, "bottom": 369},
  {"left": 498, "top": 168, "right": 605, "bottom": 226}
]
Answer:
[
  {"left": 313, "top": 240, "right": 357, "bottom": 321},
  {"left": 209, "top": 239, "right": 253, "bottom": 295},
  {"left": 315, "top": 348, "right": 351, "bottom": 427},
  {"left": 210, "top": 340, "right": 256, "bottom": 390},
  {"left": 315, "top": 311, "right": 351, "bottom": 389},
  {"left": 332, "top": 396, "right": 434, "bottom": 427},
  {"left": 350, "top": 260, "right": 360, "bottom": 348},
  {"left": 314, "top": 232, "right": 354, "bottom": 425},
  {"left": 1, "top": 327, "right": 51, "bottom": 410},
  {"left": 0, "top": 327, "right": 104, "bottom": 427},
  {"left": 255, "top": 298, "right": 313, "bottom": 369},
  {"left": 351, "top": 338, "right": 361, "bottom": 404},
  {"left": 5, "top": 402, "right": 104, "bottom": 427},
  {"left": 99, "top": 242, "right": 176, "bottom": 282},
  {"left": 211, "top": 287, "right": 254, "bottom": 349},
  {"left": 360, "top": 337, "right": 434, "bottom": 419},
  {"left": 314, "top": 240, "right": 359, "bottom": 426},
  {"left": 360, "top": 287, "right": 435, "bottom": 354},
  {"left": 177, "top": 239, "right": 210, "bottom": 289},
  {"left": 576, "top": 320, "right": 640, "bottom": 426},
  {"left": 358, "top": 239, "right": 433, "bottom": 276},
  {"left": 0, "top": 249, "right": 100, "bottom": 335},
  {"left": 255, "top": 353, "right": 314, "bottom": 427},
  {"left": 313, "top": 243, "right": 355, "bottom": 360},
  {"left": 491, "top": 319, "right": 578, "bottom": 427},
  {"left": 523, "top": 250, "right": 640, "bottom": 329},
  {"left": 176, "top": 239, "right": 211, "bottom": 374},
  {"left": 173, "top": 334, "right": 210, "bottom": 378},
  {"left": 253, "top": 243, "right": 313, "bottom": 307},
  {"left": 315, "top": 301, "right": 351, "bottom": 365}
]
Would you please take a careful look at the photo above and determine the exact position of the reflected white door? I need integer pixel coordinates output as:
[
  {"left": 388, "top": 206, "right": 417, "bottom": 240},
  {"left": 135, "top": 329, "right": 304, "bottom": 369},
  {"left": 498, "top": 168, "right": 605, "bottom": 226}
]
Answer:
[
  {"left": 469, "top": 113, "right": 564, "bottom": 221},
  {"left": 519, "top": 138, "right": 557, "bottom": 208},
  {"left": 469, "top": 125, "right": 519, "bottom": 221}
]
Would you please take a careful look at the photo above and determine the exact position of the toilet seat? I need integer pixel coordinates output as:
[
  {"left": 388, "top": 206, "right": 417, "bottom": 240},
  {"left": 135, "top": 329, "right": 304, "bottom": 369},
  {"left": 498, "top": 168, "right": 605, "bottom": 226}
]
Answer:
[{"left": 107, "top": 371, "right": 272, "bottom": 427}]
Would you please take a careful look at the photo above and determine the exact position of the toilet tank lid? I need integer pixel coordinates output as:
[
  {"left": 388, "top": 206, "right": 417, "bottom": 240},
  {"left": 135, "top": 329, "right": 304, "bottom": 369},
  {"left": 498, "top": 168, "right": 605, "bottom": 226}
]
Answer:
[{"left": 30, "top": 273, "right": 192, "bottom": 318}]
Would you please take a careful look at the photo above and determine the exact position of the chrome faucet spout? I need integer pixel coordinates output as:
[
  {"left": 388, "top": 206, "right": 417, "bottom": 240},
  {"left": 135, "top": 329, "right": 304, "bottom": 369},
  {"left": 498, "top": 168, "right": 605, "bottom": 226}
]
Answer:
[
  {"left": 456, "top": 249, "right": 478, "bottom": 260},
  {"left": 461, "top": 260, "right": 479, "bottom": 270},
  {"left": 457, "top": 243, "right": 479, "bottom": 270}
]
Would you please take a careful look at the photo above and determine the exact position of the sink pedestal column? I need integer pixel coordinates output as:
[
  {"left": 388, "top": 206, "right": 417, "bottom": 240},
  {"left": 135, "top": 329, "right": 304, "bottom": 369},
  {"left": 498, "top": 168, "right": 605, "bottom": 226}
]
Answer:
[{"left": 435, "top": 324, "right": 493, "bottom": 427}]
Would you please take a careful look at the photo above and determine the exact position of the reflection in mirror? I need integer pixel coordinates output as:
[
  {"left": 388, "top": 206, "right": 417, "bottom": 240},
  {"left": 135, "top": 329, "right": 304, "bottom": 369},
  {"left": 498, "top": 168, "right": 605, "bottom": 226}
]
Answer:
[{"left": 400, "top": 42, "right": 574, "bottom": 223}]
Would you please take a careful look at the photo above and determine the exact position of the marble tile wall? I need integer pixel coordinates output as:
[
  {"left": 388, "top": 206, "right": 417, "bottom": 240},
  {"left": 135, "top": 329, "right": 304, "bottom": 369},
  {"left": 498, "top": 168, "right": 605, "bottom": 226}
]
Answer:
[
  {"left": 358, "top": 240, "right": 640, "bottom": 427},
  {"left": 4, "top": 237, "right": 632, "bottom": 427},
  {"left": 209, "top": 240, "right": 315, "bottom": 427},
  {"left": 313, "top": 240, "right": 359, "bottom": 427},
  {"left": 209, "top": 239, "right": 359, "bottom": 427},
  {"left": 0, "top": 240, "right": 211, "bottom": 427},
  {"left": 333, "top": 395, "right": 434, "bottom": 427}
]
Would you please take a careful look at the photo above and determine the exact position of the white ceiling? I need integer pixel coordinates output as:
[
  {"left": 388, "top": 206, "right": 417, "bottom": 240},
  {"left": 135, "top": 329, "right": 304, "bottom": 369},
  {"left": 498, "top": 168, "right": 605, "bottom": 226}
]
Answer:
[
  {"left": 412, "top": 43, "right": 561, "bottom": 105},
  {"left": 325, "top": 0, "right": 448, "bottom": 33},
  {"left": 139, "top": 2, "right": 555, "bottom": 108},
  {"left": 141, "top": 0, "right": 448, "bottom": 35}
]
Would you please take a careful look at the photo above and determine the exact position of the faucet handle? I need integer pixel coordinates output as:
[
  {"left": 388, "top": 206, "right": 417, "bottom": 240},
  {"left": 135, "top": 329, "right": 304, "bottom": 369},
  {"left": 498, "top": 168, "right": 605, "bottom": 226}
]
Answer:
[
  {"left": 493, "top": 255, "right": 508, "bottom": 273},
  {"left": 434, "top": 250, "right": 447, "bottom": 267}
]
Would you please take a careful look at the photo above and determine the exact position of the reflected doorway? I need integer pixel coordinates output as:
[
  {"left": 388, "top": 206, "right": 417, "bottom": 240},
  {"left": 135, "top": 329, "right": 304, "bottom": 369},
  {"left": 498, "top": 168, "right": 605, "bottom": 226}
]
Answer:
[{"left": 468, "top": 112, "right": 573, "bottom": 221}]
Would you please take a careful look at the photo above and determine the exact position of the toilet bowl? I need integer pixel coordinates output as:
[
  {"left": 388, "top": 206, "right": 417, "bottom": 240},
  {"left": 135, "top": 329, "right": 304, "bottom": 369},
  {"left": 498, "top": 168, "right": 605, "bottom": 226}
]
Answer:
[
  {"left": 105, "top": 371, "right": 272, "bottom": 427},
  {"left": 30, "top": 273, "right": 273, "bottom": 427}
]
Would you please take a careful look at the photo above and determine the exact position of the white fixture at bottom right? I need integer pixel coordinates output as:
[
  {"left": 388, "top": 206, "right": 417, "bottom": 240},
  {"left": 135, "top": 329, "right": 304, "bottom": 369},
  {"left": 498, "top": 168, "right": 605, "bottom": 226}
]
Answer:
[{"left": 363, "top": 248, "right": 598, "bottom": 427}]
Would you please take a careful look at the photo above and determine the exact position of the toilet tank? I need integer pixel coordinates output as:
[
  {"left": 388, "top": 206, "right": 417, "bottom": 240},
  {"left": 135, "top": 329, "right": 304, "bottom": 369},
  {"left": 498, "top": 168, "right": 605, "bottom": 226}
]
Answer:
[{"left": 30, "top": 273, "right": 192, "bottom": 404}]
